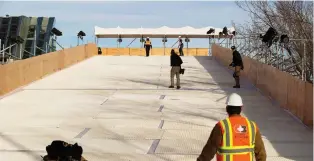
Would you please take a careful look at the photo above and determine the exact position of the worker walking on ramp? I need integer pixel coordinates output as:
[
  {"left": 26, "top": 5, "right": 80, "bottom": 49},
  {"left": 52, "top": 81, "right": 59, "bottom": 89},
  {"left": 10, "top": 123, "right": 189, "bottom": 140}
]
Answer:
[
  {"left": 197, "top": 93, "right": 266, "bottom": 161},
  {"left": 144, "top": 37, "right": 152, "bottom": 57},
  {"left": 229, "top": 46, "right": 244, "bottom": 88},
  {"left": 169, "top": 49, "right": 183, "bottom": 89}
]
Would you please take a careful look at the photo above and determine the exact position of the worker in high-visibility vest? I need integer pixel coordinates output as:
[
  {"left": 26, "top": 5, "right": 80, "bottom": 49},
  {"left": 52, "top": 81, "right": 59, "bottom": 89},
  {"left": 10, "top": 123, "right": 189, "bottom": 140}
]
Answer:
[
  {"left": 144, "top": 37, "right": 152, "bottom": 57},
  {"left": 197, "top": 93, "right": 266, "bottom": 161}
]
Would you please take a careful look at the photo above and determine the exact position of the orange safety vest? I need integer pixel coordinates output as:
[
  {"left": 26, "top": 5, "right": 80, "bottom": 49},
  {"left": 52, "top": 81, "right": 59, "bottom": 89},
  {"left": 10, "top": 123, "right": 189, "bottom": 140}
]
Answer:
[
  {"left": 216, "top": 116, "right": 257, "bottom": 161},
  {"left": 145, "top": 40, "right": 151, "bottom": 45}
]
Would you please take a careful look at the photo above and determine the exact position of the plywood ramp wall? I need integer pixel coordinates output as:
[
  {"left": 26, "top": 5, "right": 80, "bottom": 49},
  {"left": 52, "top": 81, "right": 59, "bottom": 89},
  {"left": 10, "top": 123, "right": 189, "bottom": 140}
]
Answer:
[
  {"left": 212, "top": 44, "right": 313, "bottom": 128},
  {"left": 0, "top": 43, "right": 97, "bottom": 96}
]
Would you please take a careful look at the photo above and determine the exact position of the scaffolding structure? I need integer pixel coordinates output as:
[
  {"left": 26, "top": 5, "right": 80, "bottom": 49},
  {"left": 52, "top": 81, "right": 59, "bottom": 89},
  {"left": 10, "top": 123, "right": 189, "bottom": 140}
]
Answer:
[
  {"left": 233, "top": 32, "right": 312, "bottom": 81},
  {"left": 0, "top": 16, "right": 65, "bottom": 65},
  {"left": 0, "top": 37, "right": 63, "bottom": 65}
]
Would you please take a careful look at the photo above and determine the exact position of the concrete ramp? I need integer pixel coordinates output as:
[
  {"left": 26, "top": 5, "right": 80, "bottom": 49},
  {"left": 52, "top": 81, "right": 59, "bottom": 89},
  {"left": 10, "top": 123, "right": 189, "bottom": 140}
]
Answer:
[{"left": 0, "top": 56, "right": 312, "bottom": 161}]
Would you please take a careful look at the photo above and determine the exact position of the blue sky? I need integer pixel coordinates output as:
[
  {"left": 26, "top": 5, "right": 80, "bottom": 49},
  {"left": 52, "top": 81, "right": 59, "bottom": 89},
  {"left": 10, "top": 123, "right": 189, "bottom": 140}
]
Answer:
[{"left": 0, "top": 1, "right": 250, "bottom": 49}]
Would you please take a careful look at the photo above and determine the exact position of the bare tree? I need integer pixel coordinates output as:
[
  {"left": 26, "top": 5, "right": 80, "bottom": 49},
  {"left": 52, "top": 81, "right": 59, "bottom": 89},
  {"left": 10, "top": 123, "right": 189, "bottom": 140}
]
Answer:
[{"left": 234, "top": 1, "right": 313, "bottom": 83}]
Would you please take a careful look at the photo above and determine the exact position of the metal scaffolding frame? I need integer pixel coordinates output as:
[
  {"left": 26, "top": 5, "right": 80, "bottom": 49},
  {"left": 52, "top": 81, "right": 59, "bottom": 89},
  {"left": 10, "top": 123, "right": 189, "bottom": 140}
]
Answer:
[
  {"left": 232, "top": 33, "right": 312, "bottom": 81},
  {"left": 0, "top": 35, "right": 64, "bottom": 65}
]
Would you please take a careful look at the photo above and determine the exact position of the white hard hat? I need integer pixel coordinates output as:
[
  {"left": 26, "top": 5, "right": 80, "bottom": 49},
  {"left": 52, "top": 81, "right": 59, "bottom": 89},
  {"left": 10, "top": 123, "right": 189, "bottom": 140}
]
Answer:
[
  {"left": 178, "top": 36, "right": 181, "bottom": 38},
  {"left": 147, "top": 37, "right": 149, "bottom": 39},
  {"left": 226, "top": 93, "right": 243, "bottom": 106}
]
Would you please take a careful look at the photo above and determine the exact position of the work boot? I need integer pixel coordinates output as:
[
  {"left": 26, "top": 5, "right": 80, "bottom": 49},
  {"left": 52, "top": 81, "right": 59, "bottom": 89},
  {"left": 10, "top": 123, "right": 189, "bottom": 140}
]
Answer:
[
  {"left": 169, "top": 86, "right": 174, "bottom": 88},
  {"left": 233, "top": 77, "right": 240, "bottom": 88},
  {"left": 177, "top": 86, "right": 181, "bottom": 89}
]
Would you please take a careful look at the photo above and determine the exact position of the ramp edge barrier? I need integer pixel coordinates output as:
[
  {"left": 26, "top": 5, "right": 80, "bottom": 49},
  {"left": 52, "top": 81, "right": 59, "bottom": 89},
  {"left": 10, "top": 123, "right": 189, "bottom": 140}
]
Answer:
[
  {"left": 0, "top": 43, "right": 97, "bottom": 97},
  {"left": 211, "top": 44, "right": 313, "bottom": 128}
]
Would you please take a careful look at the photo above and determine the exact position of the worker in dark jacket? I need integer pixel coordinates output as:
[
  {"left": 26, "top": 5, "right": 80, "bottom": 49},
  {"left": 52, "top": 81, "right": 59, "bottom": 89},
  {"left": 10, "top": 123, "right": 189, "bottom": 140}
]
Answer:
[
  {"left": 197, "top": 93, "right": 267, "bottom": 161},
  {"left": 97, "top": 47, "right": 102, "bottom": 55},
  {"left": 144, "top": 37, "right": 152, "bottom": 57},
  {"left": 169, "top": 49, "right": 183, "bottom": 89},
  {"left": 229, "top": 46, "right": 244, "bottom": 88},
  {"left": 178, "top": 38, "right": 184, "bottom": 56}
]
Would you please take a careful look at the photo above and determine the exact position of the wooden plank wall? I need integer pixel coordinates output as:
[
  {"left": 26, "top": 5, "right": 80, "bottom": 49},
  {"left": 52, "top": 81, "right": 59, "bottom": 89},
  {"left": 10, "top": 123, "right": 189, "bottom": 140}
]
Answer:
[{"left": 212, "top": 44, "right": 313, "bottom": 128}]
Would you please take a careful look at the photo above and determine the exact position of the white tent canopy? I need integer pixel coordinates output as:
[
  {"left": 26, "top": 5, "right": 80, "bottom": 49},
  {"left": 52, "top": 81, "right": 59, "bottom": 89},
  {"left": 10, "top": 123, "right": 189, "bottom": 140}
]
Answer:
[{"left": 94, "top": 26, "right": 235, "bottom": 38}]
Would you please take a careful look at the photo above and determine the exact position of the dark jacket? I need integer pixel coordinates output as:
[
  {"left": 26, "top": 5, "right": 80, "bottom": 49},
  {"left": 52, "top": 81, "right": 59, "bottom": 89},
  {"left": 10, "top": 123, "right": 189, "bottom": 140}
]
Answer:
[
  {"left": 197, "top": 115, "right": 267, "bottom": 161},
  {"left": 178, "top": 41, "right": 184, "bottom": 49},
  {"left": 230, "top": 50, "right": 243, "bottom": 68},
  {"left": 171, "top": 53, "right": 183, "bottom": 66}
]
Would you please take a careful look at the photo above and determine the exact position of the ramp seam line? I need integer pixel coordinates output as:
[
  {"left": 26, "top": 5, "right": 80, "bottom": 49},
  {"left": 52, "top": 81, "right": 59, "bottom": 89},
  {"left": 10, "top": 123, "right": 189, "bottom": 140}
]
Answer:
[
  {"left": 158, "top": 105, "right": 164, "bottom": 112},
  {"left": 74, "top": 128, "right": 91, "bottom": 138},
  {"left": 158, "top": 120, "right": 164, "bottom": 129},
  {"left": 147, "top": 139, "right": 160, "bottom": 154},
  {"left": 159, "top": 95, "right": 166, "bottom": 100},
  {"left": 100, "top": 98, "right": 108, "bottom": 105}
]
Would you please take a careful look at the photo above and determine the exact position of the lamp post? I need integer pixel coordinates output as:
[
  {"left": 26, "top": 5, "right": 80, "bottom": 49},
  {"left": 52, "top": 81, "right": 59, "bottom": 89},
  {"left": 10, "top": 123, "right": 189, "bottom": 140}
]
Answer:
[
  {"left": 10, "top": 36, "right": 24, "bottom": 59},
  {"left": 162, "top": 36, "right": 167, "bottom": 55},
  {"left": 77, "top": 31, "right": 86, "bottom": 46},
  {"left": 117, "top": 35, "right": 122, "bottom": 48},
  {"left": 51, "top": 27, "right": 63, "bottom": 52},
  {"left": 185, "top": 37, "right": 190, "bottom": 55}
]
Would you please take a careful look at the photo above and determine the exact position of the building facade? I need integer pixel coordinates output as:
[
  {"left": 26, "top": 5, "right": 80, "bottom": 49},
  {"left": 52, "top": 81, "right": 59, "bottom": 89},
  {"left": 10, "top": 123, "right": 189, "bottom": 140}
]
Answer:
[{"left": 0, "top": 15, "right": 56, "bottom": 60}]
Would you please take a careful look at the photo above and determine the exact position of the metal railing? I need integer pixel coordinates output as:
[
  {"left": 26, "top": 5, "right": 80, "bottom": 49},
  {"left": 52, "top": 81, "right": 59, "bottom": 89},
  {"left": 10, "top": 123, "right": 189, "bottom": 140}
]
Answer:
[
  {"left": 233, "top": 34, "right": 313, "bottom": 82},
  {"left": 0, "top": 37, "right": 65, "bottom": 65}
]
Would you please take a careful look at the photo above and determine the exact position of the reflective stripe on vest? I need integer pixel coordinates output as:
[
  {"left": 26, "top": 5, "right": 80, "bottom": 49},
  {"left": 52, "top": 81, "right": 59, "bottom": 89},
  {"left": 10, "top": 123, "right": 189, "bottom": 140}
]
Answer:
[
  {"left": 218, "top": 118, "right": 256, "bottom": 161},
  {"left": 218, "top": 147, "right": 254, "bottom": 154},
  {"left": 246, "top": 118, "right": 256, "bottom": 161},
  {"left": 145, "top": 41, "right": 151, "bottom": 45}
]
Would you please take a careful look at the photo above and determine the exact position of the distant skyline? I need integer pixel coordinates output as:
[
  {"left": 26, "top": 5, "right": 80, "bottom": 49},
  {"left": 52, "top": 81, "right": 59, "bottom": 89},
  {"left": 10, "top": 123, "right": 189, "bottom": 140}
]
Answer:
[{"left": 0, "top": 1, "right": 250, "bottom": 49}]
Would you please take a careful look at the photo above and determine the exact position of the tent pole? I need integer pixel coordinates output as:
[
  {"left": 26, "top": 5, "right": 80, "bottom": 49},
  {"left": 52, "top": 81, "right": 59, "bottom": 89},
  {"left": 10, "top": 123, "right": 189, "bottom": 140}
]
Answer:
[
  {"left": 141, "top": 36, "right": 143, "bottom": 55},
  {"left": 187, "top": 41, "right": 189, "bottom": 56},
  {"left": 163, "top": 41, "right": 165, "bottom": 56},
  {"left": 163, "top": 35, "right": 166, "bottom": 56},
  {"left": 208, "top": 37, "right": 210, "bottom": 56}
]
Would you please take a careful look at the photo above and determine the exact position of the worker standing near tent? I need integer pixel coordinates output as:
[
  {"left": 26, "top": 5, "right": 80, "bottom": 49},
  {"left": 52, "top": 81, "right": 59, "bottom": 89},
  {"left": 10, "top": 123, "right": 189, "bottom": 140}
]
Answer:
[
  {"left": 229, "top": 46, "right": 244, "bottom": 88},
  {"left": 178, "top": 38, "right": 184, "bottom": 56},
  {"left": 197, "top": 93, "right": 267, "bottom": 161},
  {"left": 144, "top": 37, "right": 152, "bottom": 57}
]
